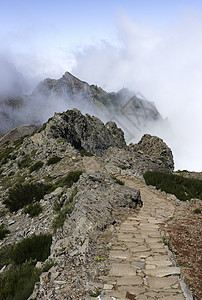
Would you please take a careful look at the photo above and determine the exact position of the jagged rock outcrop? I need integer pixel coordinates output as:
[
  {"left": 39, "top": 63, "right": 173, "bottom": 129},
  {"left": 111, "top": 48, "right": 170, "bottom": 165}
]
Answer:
[
  {"left": 42, "top": 109, "right": 126, "bottom": 156},
  {"left": 129, "top": 134, "right": 174, "bottom": 172},
  {"left": 101, "top": 146, "right": 173, "bottom": 178},
  {"left": 32, "top": 71, "right": 106, "bottom": 102}
]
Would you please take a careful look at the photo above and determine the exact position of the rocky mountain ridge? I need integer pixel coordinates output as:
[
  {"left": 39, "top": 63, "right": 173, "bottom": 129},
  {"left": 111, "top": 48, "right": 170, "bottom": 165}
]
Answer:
[
  {"left": 0, "top": 70, "right": 165, "bottom": 142},
  {"left": 0, "top": 109, "right": 174, "bottom": 299}
]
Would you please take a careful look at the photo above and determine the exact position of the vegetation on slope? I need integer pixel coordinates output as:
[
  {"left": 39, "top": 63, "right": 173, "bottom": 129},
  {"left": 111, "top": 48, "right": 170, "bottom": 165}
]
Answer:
[
  {"left": 0, "top": 234, "right": 52, "bottom": 300},
  {"left": 143, "top": 171, "right": 202, "bottom": 201}
]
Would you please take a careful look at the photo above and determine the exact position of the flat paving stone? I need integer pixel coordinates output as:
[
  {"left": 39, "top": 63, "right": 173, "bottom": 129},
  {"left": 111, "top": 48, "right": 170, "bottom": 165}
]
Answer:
[
  {"left": 144, "top": 267, "right": 181, "bottom": 277},
  {"left": 146, "top": 260, "right": 172, "bottom": 268},
  {"left": 130, "top": 245, "right": 151, "bottom": 252},
  {"left": 118, "top": 286, "right": 146, "bottom": 295},
  {"left": 161, "top": 294, "right": 185, "bottom": 300},
  {"left": 109, "top": 251, "right": 131, "bottom": 260},
  {"left": 147, "top": 276, "right": 178, "bottom": 289},
  {"left": 109, "top": 263, "right": 138, "bottom": 276},
  {"left": 117, "top": 276, "right": 143, "bottom": 286}
]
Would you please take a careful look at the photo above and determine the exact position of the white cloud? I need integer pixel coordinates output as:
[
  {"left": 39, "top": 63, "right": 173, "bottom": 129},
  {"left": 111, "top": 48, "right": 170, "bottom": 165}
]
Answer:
[{"left": 72, "top": 12, "right": 202, "bottom": 171}]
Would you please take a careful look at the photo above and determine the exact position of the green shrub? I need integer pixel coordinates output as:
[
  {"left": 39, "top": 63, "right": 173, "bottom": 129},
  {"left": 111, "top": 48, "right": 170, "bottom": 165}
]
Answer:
[
  {"left": 0, "top": 147, "right": 13, "bottom": 165},
  {"left": 0, "top": 224, "right": 10, "bottom": 240},
  {"left": 47, "top": 156, "right": 62, "bottom": 165},
  {"left": 79, "top": 149, "right": 93, "bottom": 157},
  {"left": 31, "top": 149, "right": 37, "bottom": 157},
  {"left": 56, "top": 138, "right": 65, "bottom": 144},
  {"left": 53, "top": 187, "right": 77, "bottom": 232},
  {"left": 4, "top": 183, "right": 48, "bottom": 212},
  {"left": 111, "top": 175, "right": 125, "bottom": 185},
  {"left": 0, "top": 209, "right": 7, "bottom": 217},
  {"left": 13, "top": 135, "right": 28, "bottom": 148},
  {"left": 42, "top": 260, "right": 54, "bottom": 272},
  {"left": 43, "top": 175, "right": 53, "bottom": 182},
  {"left": 8, "top": 171, "right": 15, "bottom": 177},
  {"left": 0, "top": 244, "right": 13, "bottom": 269},
  {"left": 12, "top": 234, "right": 52, "bottom": 265},
  {"left": 17, "top": 155, "right": 32, "bottom": 169},
  {"left": 10, "top": 153, "right": 17, "bottom": 160},
  {"left": 193, "top": 208, "right": 201, "bottom": 214},
  {"left": 47, "top": 171, "right": 82, "bottom": 193},
  {"left": 38, "top": 123, "right": 46, "bottom": 133},
  {"left": 24, "top": 203, "right": 43, "bottom": 217},
  {"left": 143, "top": 171, "right": 202, "bottom": 201},
  {"left": 118, "top": 164, "right": 127, "bottom": 170},
  {"left": 0, "top": 261, "right": 41, "bottom": 300},
  {"left": 29, "top": 161, "right": 43, "bottom": 173}
]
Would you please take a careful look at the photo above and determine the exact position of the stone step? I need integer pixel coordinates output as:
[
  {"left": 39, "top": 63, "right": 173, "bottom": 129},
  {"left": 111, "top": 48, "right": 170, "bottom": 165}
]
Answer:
[{"left": 144, "top": 267, "right": 181, "bottom": 277}]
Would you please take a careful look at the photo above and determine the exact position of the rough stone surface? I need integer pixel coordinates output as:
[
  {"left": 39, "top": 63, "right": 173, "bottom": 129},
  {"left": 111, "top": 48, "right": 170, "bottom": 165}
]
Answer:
[
  {"left": 101, "top": 146, "right": 173, "bottom": 178},
  {"left": 129, "top": 134, "right": 174, "bottom": 172},
  {"left": 42, "top": 109, "right": 126, "bottom": 156}
]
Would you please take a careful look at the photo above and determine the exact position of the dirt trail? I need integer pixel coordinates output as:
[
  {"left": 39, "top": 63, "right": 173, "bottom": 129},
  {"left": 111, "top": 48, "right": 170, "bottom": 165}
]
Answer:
[{"left": 83, "top": 156, "right": 103, "bottom": 173}]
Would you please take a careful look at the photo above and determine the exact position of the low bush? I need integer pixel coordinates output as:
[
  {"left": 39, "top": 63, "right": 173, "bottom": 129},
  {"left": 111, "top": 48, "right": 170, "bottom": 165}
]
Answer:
[
  {"left": 12, "top": 234, "right": 52, "bottom": 265},
  {"left": 17, "top": 155, "right": 32, "bottom": 169},
  {"left": 47, "top": 171, "right": 82, "bottom": 193},
  {"left": 55, "top": 171, "right": 82, "bottom": 188},
  {"left": 47, "top": 156, "right": 62, "bottom": 165},
  {"left": 0, "top": 209, "right": 7, "bottom": 217},
  {"left": 0, "top": 244, "right": 13, "bottom": 269},
  {"left": 53, "top": 187, "right": 77, "bottom": 232},
  {"left": 0, "top": 261, "right": 41, "bottom": 300},
  {"left": 31, "top": 149, "right": 37, "bottom": 157},
  {"left": 143, "top": 171, "right": 202, "bottom": 201},
  {"left": 8, "top": 171, "right": 15, "bottom": 177},
  {"left": 24, "top": 203, "right": 43, "bottom": 217},
  {"left": 42, "top": 260, "right": 55, "bottom": 272},
  {"left": 111, "top": 175, "right": 125, "bottom": 185},
  {"left": 0, "top": 224, "right": 10, "bottom": 240},
  {"left": 193, "top": 208, "right": 201, "bottom": 214},
  {"left": 0, "top": 233, "right": 52, "bottom": 300},
  {"left": 13, "top": 135, "right": 28, "bottom": 148},
  {"left": 79, "top": 149, "right": 93, "bottom": 157},
  {"left": 0, "top": 147, "right": 13, "bottom": 165},
  {"left": 29, "top": 161, "right": 44, "bottom": 173},
  {"left": 4, "top": 182, "right": 48, "bottom": 212}
]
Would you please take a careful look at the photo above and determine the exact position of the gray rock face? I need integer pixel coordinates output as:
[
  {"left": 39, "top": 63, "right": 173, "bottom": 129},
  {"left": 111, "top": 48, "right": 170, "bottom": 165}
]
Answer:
[
  {"left": 43, "top": 109, "right": 126, "bottom": 156},
  {"left": 32, "top": 71, "right": 106, "bottom": 100},
  {"left": 128, "top": 134, "right": 174, "bottom": 172},
  {"left": 102, "top": 147, "right": 173, "bottom": 177}
]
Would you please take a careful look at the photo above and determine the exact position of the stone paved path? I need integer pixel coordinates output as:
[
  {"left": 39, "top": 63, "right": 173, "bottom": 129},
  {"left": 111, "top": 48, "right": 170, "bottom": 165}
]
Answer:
[{"left": 100, "top": 176, "right": 186, "bottom": 300}]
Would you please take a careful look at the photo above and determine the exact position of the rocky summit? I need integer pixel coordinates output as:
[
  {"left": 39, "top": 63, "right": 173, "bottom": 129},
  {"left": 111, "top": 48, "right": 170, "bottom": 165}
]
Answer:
[
  {"left": 0, "top": 70, "right": 167, "bottom": 140},
  {"left": 0, "top": 109, "right": 182, "bottom": 299}
]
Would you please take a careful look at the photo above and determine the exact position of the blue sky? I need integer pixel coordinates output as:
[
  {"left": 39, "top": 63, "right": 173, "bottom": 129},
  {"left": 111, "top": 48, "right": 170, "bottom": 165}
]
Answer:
[
  {"left": 1, "top": 0, "right": 202, "bottom": 79},
  {"left": 1, "top": 0, "right": 202, "bottom": 170}
]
